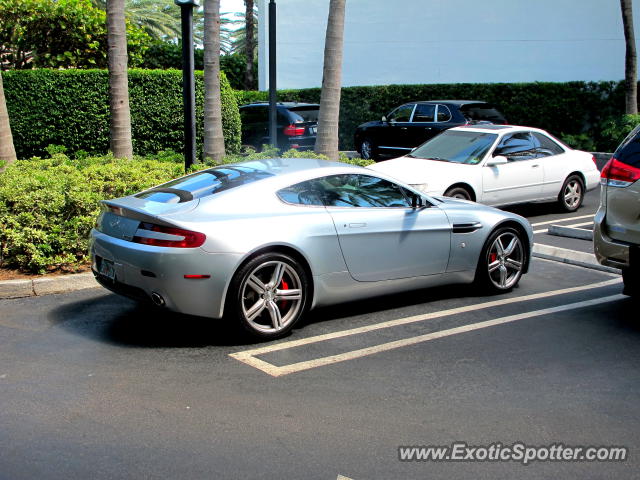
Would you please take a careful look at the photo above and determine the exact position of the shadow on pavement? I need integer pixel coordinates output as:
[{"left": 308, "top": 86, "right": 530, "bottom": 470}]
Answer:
[{"left": 49, "top": 283, "right": 482, "bottom": 349}]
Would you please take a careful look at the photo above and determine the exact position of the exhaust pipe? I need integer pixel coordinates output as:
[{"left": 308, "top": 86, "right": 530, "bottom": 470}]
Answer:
[{"left": 150, "top": 292, "right": 165, "bottom": 307}]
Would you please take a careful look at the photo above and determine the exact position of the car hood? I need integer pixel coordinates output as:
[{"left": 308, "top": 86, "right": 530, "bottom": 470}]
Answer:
[{"left": 368, "top": 156, "right": 478, "bottom": 185}]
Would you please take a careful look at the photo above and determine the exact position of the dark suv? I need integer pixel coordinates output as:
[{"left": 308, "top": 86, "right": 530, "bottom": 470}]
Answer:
[
  {"left": 354, "top": 100, "right": 507, "bottom": 161},
  {"left": 239, "top": 102, "right": 319, "bottom": 151}
]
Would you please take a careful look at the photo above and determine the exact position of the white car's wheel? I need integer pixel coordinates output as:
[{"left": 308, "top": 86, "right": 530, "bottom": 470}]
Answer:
[
  {"left": 558, "top": 175, "right": 584, "bottom": 212},
  {"left": 444, "top": 186, "right": 472, "bottom": 201}
]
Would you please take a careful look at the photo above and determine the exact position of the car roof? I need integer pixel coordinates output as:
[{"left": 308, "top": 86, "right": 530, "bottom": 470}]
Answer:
[
  {"left": 450, "top": 124, "right": 547, "bottom": 134},
  {"left": 412, "top": 100, "right": 488, "bottom": 106},
  {"left": 240, "top": 102, "right": 320, "bottom": 108}
]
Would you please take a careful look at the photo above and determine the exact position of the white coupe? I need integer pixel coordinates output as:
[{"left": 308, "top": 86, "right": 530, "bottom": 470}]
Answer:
[{"left": 368, "top": 125, "right": 600, "bottom": 212}]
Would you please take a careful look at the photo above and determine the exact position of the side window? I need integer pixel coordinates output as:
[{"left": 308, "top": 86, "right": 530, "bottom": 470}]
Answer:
[
  {"left": 388, "top": 104, "right": 415, "bottom": 123},
  {"left": 531, "top": 132, "right": 564, "bottom": 157},
  {"left": 436, "top": 104, "right": 452, "bottom": 122},
  {"left": 494, "top": 132, "right": 537, "bottom": 161},
  {"left": 277, "top": 179, "right": 326, "bottom": 206},
  {"left": 412, "top": 104, "right": 435, "bottom": 122},
  {"left": 277, "top": 110, "right": 290, "bottom": 126},
  {"left": 240, "top": 107, "right": 266, "bottom": 125},
  {"left": 321, "top": 174, "right": 412, "bottom": 208}
]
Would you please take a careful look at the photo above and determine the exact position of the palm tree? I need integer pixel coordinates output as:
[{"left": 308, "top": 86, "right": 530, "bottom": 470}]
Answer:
[
  {"left": 243, "top": 0, "right": 256, "bottom": 90},
  {"left": 620, "top": 0, "right": 637, "bottom": 114},
  {"left": 0, "top": 71, "right": 17, "bottom": 170},
  {"left": 107, "top": 0, "right": 134, "bottom": 158},
  {"left": 94, "top": 0, "right": 204, "bottom": 43},
  {"left": 314, "top": 0, "right": 346, "bottom": 161},
  {"left": 203, "top": 0, "right": 225, "bottom": 162}
]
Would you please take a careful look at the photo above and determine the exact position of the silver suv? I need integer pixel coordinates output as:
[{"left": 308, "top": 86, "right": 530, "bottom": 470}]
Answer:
[{"left": 594, "top": 125, "right": 640, "bottom": 297}]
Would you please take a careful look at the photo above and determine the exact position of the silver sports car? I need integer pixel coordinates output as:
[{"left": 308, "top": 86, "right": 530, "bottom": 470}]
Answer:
[{"left": 90, "top": 158, "right": 533, "bottom": 339}]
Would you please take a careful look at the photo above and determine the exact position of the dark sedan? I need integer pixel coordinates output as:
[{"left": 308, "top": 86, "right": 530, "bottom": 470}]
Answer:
[{"left": 354, "top": 100, "right": 507, "bottom": 161}]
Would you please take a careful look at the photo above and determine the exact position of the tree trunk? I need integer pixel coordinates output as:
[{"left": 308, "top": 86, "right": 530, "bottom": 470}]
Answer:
[
  {"left": 0, "top": 71, "right": 17, "bottom": 171},
  {"left": 621, "top": 0, "right": 638, "bottom": 114},
  {"left": 314, "top": 0, "right": 346, "bottom": 161},
  {"left": 203, "top": 0, "right": 226, "bottom": 163},
  {"left": 107, "top": 0, "right": 133, "bottom": 158},
  {"left": 244, "top": 0, "right": 256, "bottom": 90}
]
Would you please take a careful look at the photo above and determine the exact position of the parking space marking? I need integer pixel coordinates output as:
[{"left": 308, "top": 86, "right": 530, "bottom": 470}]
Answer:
[
  {"left": 230, "top": 278, "right": 621, "bottom": 377},
  {"left": 530, "top": 214, "right": 594, "bottom": 227},
  {"left": 533, "top": 221, "right": 594, "bottom": 235}
]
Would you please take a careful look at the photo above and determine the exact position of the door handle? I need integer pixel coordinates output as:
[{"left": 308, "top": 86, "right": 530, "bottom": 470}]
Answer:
[
  {"left": 531, "top": 164, "right": 540, "bottom": 168},
  {"left": 348, "top": 223, "right": 367, "bottom": 228},
  {"left": 400, "top": 127, "right": 407, "bottom": 130}
]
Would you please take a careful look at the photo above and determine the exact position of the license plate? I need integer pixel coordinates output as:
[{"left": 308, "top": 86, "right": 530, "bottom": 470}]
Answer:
[
  {"left": 98, "top": 258, "right": 116, "bottom": 281},
  {"left": 309, "top": 127, "right": 317, "bottom": 135}
]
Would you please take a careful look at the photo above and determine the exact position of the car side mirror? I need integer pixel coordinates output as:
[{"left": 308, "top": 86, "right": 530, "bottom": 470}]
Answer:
[
  {"left": 381, "top": 115, "right": 387, "bottom": 122},
  {"left": 486, "top": 155, "right": 508, "bottom": 167},
  {"left": 411, "top": 194, "right": 425, "bottom": 209}
]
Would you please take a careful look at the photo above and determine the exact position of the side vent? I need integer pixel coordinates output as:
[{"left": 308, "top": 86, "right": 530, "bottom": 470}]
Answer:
[{"left": 452, "top": 222, "right": 483, "bottom": 234}]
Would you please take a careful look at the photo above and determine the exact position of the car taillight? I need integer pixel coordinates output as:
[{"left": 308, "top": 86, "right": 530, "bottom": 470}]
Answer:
[
  {"left": 600, "top": 157, "right": 640, "bottom": 188},
  {"left": 283, "top": 124, "right": 305, "bottom": 136},
  {"left": 132, "top": 223, "right": 206, "bottom": 248},
  {"left": 592, "top": 155, "right": 597, "bottom": 165}
]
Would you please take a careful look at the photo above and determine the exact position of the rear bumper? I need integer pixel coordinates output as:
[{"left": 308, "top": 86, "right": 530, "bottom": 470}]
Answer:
[
  {"left": 90, "top": 229, "right": 243, "bottom": 319},
  {"left": 585, "top": 170, "right": 601, "bottom": 192},
  {"left": 285, "top": 135, "right": 315, "bottom": 150},
  {"left": 593, "top": 207, "right": 634, "bottom": 269}
]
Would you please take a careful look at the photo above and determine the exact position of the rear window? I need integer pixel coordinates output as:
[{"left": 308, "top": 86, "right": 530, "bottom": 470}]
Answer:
[
  {"left": 288, "top": 107, "right": 319, "bottom": 123},
  {"left": 136, "top": 165, "right": 273, "bottom": 203},
  {"left": 459, "top": 104, "right": 506, "bottom": 124},
  {"left": 614, "top": 124, "right": 640, "bottom": 168}
]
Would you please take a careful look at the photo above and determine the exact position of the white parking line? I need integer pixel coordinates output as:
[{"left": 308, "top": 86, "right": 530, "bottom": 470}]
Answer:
[
  {"left": 230, "top": 279, "right": 621, "bottom": 377},
  {"left": 530, "top": 214, "right": 594, "bottom": 227},
  {"left": 533, "top": 221, "right": 594, "bottom": 235}
]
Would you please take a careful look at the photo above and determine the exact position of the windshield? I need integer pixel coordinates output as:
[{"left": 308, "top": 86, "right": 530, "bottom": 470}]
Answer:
[
  {"left": 288, "top": 107, "right": 319, "bottom": 123},
  {"left": 136, "top": 165, "right": 274, "bottom": 203},
  {"left": 460, "top": 104, "right": 506, "bottom": 124},
  {"left": 408, "top": 130, "right": 498, "bottom": 164}
]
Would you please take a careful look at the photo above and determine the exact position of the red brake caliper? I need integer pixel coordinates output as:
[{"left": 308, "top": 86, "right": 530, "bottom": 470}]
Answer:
[
  {"left": 490, "top": 252, "right": 498, "bottom": 263},
  {"left": 279, "top": 279, "right": 289, "bottom": 310}
]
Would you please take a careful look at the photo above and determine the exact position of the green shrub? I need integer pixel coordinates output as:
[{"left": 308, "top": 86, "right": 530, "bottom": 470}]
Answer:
[
  {"left": 0, "top": 154, "right": 183, "bottom": 273},
  {"left": 3, "top": 69, "right": 241, "bottom": 159},
  {"left": 600, "top": 114, "right": 640, "bottom": 152},
  {"left": 559, "top": 132, "right": 597, "bottom": 152}
]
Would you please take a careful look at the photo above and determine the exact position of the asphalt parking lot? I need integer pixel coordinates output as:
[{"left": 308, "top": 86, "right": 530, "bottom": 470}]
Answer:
[{"left": 2, "top": 189, "right": 639, "bottom": 480}]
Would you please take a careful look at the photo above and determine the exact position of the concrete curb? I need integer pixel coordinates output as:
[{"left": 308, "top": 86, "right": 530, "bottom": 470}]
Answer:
[
  {"left": 547, "top": 225, "right": 594, "bottom": 241},
  {"left": 532, "top": 244, "right": 620, "bottom": 274},
  {"left": 0, "top": 272, "right": 99, "bottom": 300}
]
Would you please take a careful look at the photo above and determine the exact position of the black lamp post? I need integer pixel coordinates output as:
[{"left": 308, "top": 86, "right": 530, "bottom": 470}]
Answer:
[
  {"left": 175, "top": 0, "right": 198, "bottom": 170},
  {"left": 268, "top": 0, "right": 277, "bottom": 149}
]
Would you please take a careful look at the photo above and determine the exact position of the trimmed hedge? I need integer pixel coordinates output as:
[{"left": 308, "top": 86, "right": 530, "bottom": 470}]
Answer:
[
  {"left": 3, "top": 69, "right": 241, "bottom": 159},
  {"left": 235, "top": 81, "right": 627, "bottom": 152}
]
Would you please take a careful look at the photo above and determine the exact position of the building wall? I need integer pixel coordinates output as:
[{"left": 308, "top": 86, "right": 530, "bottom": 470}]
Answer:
[{"left": 258, "top": 0, "right": 640, "bottom": 90}]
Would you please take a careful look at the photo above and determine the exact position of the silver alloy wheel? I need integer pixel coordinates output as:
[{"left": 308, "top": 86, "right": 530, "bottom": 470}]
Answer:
[
  {"left": 486, "top": 231, "right": 524, "bottom": 290},
  {"left": 240, "top": 260, "right": 303, "bottom": 334},
  {"left": 563, "top": 179, "right": 583, "bottom": 210},
  {"left": 360, "top": 140, "right": 372, "bottom": 159}
]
